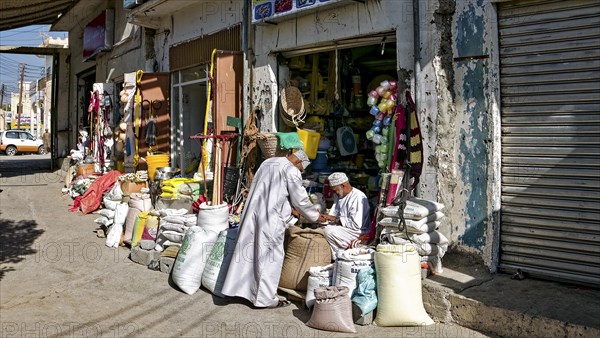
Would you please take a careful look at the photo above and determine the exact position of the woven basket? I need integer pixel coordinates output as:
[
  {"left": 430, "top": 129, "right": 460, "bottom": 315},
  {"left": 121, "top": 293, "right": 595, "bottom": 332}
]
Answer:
[
  {"left": 280, "top": 86, "right": 305, "bottom": 119},
  {"left": 257, "top": 133, "right": 288, "bottom": 158}
]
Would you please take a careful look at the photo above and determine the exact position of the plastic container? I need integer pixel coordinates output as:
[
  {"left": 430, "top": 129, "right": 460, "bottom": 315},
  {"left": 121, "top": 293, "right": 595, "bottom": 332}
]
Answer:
[
  {"left": 146, "top": 154, "right": 169, "bottom": 181},
  {"left": 297, "top": 128, "right": 321, "bottom": 159},
  {"left": 312, "top": 151, "right": 330, "bottom": 171}
]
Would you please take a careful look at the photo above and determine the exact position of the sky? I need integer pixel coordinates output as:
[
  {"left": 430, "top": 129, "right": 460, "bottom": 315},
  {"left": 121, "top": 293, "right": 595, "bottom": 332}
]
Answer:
[{"left": 0, "top": 25, "right": 68, "bottom": 106}]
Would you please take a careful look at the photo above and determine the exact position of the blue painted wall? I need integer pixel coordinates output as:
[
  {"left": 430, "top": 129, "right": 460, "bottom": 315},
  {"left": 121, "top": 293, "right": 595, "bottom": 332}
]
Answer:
[{"left": 456, "top": 2, "right": 490, "bottom": 250}]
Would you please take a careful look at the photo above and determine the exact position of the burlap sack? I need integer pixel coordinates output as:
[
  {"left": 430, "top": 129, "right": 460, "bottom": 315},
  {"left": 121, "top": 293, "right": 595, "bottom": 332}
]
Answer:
[
  {"left": 279, "top": 226, "right": 331, "bottom": 291},
  {"left": 306, "top": 286, "right": 356, "bottom": 333}
]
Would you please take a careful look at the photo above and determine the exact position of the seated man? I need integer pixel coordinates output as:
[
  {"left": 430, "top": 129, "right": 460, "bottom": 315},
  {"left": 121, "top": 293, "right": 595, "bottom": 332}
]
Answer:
[{"left": 321, "top": 172, "right": 371, "bottom": 255}]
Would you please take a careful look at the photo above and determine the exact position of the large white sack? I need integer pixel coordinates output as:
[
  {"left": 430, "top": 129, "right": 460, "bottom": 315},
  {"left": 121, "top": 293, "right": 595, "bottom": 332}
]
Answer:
[
  {"left": 201, "top": 228, "right": 238, "bottom": 297},
  {"left": 103, "top": 198, "right": 119, "bottom": 211},
  {"left": 306, "top": 264, "right": 334, "bottom": 309},
  {"left": 411, "top": 230, "right": 449, "bottom": 246},
  {"left": 333, "top": 248, "right": 374, "bottom": 296},
  {"left": 388, "top": 235, "right": 448, "bottom": 258},
  {"left": 403, "top": 198, "right": 445, "bottom": 220},
  {"left": 374, "top": 244, "right": 434, "bottom": 326},
  {"left": 106, "top": 179, "right": 123, "bottom": 200},
  {"left": 94, "top": 208, "right": 115, "bottom": 219},
  {"left": 106, "top": 202, "right": 129, "bottom": 248},
  {"left": 197, "top": 202, "right": 229, "bottom": 233},
  {"left": 171, "top": 226, "right": 220, "bottom": 295}
]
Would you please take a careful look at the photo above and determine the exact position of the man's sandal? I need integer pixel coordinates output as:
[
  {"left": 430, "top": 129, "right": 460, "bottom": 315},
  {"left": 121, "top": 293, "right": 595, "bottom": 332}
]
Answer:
[{"left": 267, "top": 299, "right": 291, "bottom": 308}]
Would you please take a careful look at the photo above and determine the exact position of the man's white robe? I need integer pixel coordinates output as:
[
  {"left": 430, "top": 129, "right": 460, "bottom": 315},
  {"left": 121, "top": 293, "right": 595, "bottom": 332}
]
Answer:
[
  {"left": 324, "top": 187, "right": 370, "bottom": 253},
  {"left": 221, "top": 157, "right": 319, "bottom": 307}
]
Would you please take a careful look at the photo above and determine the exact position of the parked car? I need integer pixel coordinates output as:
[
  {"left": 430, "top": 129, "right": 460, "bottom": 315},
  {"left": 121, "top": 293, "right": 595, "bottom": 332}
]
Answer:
[{"left": 0, "top": 130, "right": 45, "bottom": 156}]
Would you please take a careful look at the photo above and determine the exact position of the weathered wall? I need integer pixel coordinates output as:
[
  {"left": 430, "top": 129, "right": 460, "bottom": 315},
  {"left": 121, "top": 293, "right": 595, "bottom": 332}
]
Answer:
[
  {"left": 251, "top": 0, "right": 413, "bottom": 131},
  {"left": 418, "top": 0, "right": 500, "bottom": 268},
  {"left": 152, "top": 0, "right": 244, "bottom": 72},
  {"left": 66, "top": 4, "right": 143, "bottom": 151}
]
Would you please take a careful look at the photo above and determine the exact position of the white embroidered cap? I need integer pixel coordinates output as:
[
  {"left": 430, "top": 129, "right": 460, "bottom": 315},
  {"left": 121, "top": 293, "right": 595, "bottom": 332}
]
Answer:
[
  {"left": 294, "top": 149, "right": 311, "bottom": 170},
  {"left": 328, "top": 172, "right": 349, "bottom": 186}
]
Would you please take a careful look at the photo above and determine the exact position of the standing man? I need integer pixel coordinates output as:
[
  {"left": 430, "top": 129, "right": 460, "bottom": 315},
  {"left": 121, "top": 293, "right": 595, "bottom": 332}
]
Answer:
[
  {"left": 222, "top": 150, "right": 326, "bottom": 308},
  {"left": 42, "top": 128, "right": 51, "bottom": 153},
  {"left": 321, "top": 172, "right": 371, "bottom": 255}
]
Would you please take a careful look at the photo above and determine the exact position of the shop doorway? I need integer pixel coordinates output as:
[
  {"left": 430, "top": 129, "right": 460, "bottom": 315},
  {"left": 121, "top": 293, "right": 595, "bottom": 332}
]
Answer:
[
  {"left": 278, "top": 41, "right": 398, "bottom": 192},
  {"left": 76, "top": 69, "right": 95, "bottom": 140},
  {"left": 171, "top": 65, "right": 208, "bottom": 172}
]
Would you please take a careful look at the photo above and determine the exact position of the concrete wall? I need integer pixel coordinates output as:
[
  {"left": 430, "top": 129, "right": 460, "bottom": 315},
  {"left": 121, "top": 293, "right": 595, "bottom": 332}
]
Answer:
[{"left": 417, "top": 0, "right": 500, "bottom": 269}]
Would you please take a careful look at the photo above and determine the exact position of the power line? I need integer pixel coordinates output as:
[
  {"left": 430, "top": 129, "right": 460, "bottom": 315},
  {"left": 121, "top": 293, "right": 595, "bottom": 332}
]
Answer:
[{"left": 0, "top": 25, "right": 50, "bottom": 39}]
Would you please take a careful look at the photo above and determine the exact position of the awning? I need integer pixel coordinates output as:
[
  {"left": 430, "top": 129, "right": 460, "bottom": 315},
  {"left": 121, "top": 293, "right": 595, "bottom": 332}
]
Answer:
[{"left": 0, "top": 0, "right": 76, "bottom": 31}]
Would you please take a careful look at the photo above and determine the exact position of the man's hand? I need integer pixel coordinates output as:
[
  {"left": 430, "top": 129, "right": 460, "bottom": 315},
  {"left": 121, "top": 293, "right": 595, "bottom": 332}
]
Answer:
[
  {"left": 318, "top": 213, "right": 339, "bottom": 224},
  {"left": 291, "top": 208, "right": 300, "bottom": 218}
]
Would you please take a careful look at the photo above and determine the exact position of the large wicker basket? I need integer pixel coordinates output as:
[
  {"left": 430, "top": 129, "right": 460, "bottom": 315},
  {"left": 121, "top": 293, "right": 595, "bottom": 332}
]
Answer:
[
  {"left": 257, "top": 133, "right": 289, "bottom": 158},
  {"left": 280, "top": 86, "right": 306, "bottom": 127}
]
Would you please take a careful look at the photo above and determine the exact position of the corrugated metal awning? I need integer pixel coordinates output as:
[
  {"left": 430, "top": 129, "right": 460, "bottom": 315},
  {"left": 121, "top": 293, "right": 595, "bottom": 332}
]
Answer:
[
  {"left": 169, "top": 25, "right": 241, "bottom": 71},
  {"left": 0, "top": 0, "right": 76, "bottom": 31}
]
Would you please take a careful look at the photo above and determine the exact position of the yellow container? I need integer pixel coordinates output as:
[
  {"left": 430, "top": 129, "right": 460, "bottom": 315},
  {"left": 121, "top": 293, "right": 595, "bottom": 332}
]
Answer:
[
  {"left": 297, "top": 128, "right": 321, "bottom": 159},
  {"left": 146, "top": 154, "right": 170, "bottom": 181}
]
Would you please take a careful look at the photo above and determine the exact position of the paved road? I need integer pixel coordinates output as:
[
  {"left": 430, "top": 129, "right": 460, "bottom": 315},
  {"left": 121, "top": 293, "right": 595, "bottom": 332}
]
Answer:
[{"left": 0, "top": 156, "right": 489, "bottom": 337}]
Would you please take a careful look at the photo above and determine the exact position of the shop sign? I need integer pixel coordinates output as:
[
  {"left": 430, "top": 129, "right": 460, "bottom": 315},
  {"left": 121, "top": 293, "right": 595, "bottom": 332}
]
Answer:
[
  {"left": 83, "top": 9, "right": 115, "bottom": 61},
  {"left": 252, "top": 0, "right": 356, "bottom": 23}
]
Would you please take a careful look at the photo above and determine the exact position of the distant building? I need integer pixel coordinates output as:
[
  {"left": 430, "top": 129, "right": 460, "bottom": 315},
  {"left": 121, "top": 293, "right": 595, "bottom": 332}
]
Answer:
[{"left": 36, "top": 36, "right": 69, "bottom": 137}]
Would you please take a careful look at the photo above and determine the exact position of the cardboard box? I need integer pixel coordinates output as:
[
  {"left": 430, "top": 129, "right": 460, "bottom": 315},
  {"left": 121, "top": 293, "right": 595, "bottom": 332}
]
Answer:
[
  {"left": 76, "top": 163, "right": 96, "bottom": 176},
  {"left": 120, "top": 181, "right": 148, "bottom": 194}
]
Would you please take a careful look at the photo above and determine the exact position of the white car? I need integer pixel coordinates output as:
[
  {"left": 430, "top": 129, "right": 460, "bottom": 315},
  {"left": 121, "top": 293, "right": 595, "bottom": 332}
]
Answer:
[{"left": 0, "top": 130, "right": 45, "bottom": 156}]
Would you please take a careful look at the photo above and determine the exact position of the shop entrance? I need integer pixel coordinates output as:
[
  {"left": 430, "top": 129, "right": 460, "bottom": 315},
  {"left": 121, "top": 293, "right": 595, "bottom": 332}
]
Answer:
[
  {"left": 171, "top": 65, "right": 208, "bottom": 172},
  {"left": 279, "top": 41, "right": 398, "bottom": 195},
  {"left": 76, "top": 69, "right": 95, "bottom": 141}
]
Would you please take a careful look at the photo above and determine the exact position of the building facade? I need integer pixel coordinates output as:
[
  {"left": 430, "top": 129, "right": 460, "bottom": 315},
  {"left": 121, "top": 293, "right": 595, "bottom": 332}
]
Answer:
[{"left": 48, "top": 0, "right": 599, "bottom": 285}]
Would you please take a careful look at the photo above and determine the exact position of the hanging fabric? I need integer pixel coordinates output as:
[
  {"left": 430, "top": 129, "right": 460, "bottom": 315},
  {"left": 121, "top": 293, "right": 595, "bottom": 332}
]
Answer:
[
  {"left": 390, "top": 91, "right": 423, "bottom": 191},
  {"left": 133, "top": 70, "right": 144, "bottom": 168}
]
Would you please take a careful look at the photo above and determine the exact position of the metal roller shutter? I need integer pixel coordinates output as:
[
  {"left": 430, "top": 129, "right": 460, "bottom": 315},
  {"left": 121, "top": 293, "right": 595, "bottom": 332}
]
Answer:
[{"left": 498, "top": 0, "right": 600, "bottom": 285}]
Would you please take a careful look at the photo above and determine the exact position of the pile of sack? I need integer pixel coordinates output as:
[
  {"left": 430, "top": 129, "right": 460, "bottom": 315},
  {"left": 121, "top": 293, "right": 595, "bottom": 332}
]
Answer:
[
  {"left": 379, "top": 197, "right": 449, "bottom": 274},
  {"left": 303, "top": 244, "right": 434, "bottom": 334}
]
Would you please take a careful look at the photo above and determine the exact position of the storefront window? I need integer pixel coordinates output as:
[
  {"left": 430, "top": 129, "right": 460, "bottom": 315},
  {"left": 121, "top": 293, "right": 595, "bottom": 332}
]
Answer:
[
  {"left": 171, "top": 66, "right": 209, "bottom": 171},
  {"left": 279, "top": 42, "right": 397, "bottom": 196}
]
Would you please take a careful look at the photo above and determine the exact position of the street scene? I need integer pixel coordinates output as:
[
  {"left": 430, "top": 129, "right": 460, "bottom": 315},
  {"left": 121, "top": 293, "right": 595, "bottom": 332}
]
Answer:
[
  {"left": 1, "top": 0, "right": 599, "bottom": 337},
  {"left": 1, "top": 155, "right": 491, "bottom": 337}
]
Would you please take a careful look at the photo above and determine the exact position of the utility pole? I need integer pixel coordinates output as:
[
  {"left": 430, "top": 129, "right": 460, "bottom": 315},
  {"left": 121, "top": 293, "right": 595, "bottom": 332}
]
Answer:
[
  {"left": 17, "top": 63, "right": 25, "bottom": 129},
  {"left": 0, "top": 83, "right": 4, "bottom": 108},
  {"left": 0, "top": 84, "right": 4, "bottom": 129}
]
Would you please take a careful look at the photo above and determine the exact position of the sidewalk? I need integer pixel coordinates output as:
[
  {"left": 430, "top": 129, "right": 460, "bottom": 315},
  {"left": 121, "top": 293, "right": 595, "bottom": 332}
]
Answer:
[
  {"left": 422, "top": 250, "right": 600, "bottom": 337},
  {"left": 0, "top": 158, "right": 488, "bottom": 338},
  {"left": 2, "top": 157, "right": 597, "bottom": 337}
]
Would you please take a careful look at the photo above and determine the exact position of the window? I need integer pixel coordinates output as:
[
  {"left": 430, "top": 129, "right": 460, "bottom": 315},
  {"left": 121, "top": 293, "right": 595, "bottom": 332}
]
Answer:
[
  {"left": 20, "top": 132, "right": 34, "bottom": 140},
  {"left": 6, "top": 131, "right": 18, "bottom": 139}
]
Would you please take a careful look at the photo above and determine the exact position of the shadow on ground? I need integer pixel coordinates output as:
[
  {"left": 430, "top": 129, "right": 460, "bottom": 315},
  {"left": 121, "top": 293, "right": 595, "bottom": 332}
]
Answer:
[
  {"left": 0, "top": 218, "right": 44, "bottom": 280},
  {"left": 0, "top": 156, "right": 52, "bottom": 179}
]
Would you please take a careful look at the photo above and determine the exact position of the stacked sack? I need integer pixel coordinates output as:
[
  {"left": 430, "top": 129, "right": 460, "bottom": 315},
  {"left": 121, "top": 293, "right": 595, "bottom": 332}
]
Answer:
[
  {"left": 154, "top": 209, "right": 197, "bottom": 252},
  {"left": 171, "top": 202, "right": 230, "bottom": 295},
  {"left": 379, "top": 197, "right": 448, "bottom": 274},
  {"left": 94, "top": 179, "right": 124, "bottom": 230}
]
